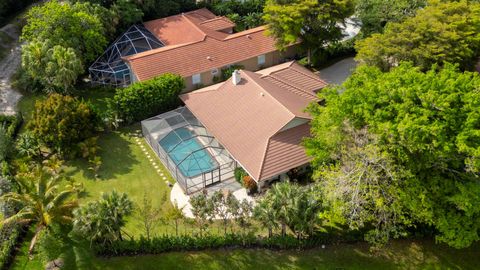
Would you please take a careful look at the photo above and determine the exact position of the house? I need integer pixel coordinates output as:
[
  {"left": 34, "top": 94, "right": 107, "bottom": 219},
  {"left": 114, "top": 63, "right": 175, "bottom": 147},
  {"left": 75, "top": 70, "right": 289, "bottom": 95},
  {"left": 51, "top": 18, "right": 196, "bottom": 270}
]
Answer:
[
  {"left": 141, "top": 61, "right": 327, "bottom": 194},
  {"left": 89, "top": 8, "right": 299, "bottom": 90}
]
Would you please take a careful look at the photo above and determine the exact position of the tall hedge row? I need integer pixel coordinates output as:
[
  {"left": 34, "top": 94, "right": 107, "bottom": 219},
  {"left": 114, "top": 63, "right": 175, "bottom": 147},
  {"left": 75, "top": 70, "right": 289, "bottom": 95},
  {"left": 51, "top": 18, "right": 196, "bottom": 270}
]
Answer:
[{"left": 112, "top": 74, "right": 184, "bottom": 123}]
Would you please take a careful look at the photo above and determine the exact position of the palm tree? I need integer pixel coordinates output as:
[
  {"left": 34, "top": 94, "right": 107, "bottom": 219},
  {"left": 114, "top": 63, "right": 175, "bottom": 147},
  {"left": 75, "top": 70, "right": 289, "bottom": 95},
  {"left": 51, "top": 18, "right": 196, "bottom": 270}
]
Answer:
[
  {"left": 16, "top": 132, "right": 42, "bottom": 158},
  {"left": 0, "top": 166, "right": 78, "bottom": 256},
  {"left": 290, "top": 187, "right": 321, "bottom": 239},
  {"left": 73, "top": 190, "right": 133, "bottom": 245},
  {"left": 269, "top": 181, "right": 299, "bottom": 236},
  {"left": 42, "top": 155, "right": 64, "bottom": 177},
  {"left": 253, "top": 198, "right": 278, "bottom": 237}
]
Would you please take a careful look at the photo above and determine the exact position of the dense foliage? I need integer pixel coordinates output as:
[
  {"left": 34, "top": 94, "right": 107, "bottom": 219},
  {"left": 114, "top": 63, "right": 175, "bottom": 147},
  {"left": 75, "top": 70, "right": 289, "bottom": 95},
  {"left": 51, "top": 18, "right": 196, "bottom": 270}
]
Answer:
[
  {"left": 355, "top": 0, "right": 425, "bottom": 37},
  {"left": 306, "top": 62, "right": 480, "bottom": 248},
  {"left": 21, "top": 0, "right": 109, "bottom": 63},
  {"left": 211, "top": 0, "right": 265, "bottom": 31},
  {"left": 73, "top": 191, "right": 133, "bottom": 245},
  {"left": 0, "top": 166, "right": 79, "bottom": 255},
  {"left": 0, "top": 223, "right": 23, "bottom": 269},
  {"left": 0, "top": 114, "right": 22, "bottom": 162},
  {"left": 112, "top": 73, "right": 184, "bottom": 123},
  {"left": 22, "top": 40, "right": 83, "bottom": 93},
  {"left": 355, "top": 0, "right": 480, "bottom": 71},
  {"left": 263, "top": 0, "right": 354, "bottom": 61},
  {"left": 94, "top": 233, "right": 330, "bottom": 256},
  {"left": 28, "top": 94, "right": 99, "bottom": 155}
]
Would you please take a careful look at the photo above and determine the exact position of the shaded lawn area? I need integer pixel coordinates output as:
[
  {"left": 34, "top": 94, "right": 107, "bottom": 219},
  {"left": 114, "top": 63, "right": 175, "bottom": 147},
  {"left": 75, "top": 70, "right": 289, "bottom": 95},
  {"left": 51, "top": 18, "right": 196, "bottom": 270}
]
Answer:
[{"left": 12, "top": 239, "right": 480, "bottom": 270}]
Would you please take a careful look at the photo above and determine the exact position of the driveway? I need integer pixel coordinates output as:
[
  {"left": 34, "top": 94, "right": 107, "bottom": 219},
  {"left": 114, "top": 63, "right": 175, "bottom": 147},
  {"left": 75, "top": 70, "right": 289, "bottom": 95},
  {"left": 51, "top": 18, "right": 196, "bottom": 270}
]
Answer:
[
  {"left": 0, "top": 24, "right": 22, "bottom": 115},
  {"left": 317, "top": 57, "right": 357, "bottom": 85}
]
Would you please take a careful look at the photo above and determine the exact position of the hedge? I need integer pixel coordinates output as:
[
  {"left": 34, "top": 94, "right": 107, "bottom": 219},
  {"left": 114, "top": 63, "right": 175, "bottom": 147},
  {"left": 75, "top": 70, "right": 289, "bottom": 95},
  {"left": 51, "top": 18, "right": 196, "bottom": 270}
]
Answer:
[
  {"left": 0, "top": 114, "right": 23, "bottom": 138},
  {"left": 0, "top": 223, "right": 23, "bottom": 270},
  {"left": 94, "top": 234, "right": 332, "bottom": 257},
  {"left": 112, "top": 73, "right": 184, "bottom": 123}
]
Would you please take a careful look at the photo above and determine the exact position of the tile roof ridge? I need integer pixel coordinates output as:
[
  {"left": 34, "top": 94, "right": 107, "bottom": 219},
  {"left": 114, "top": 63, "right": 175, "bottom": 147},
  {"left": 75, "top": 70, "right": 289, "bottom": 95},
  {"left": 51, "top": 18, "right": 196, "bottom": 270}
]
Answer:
[
  {"left": 267, "top": 71, "right": 319, "bottom": 99},
  {"left": 288, "top": 62, "right": 328, "bottom": 84},
  {"left": 123, "top": 40, "right": 201, "bottom": 61},
  {"left": 257, "top": 136, "right": 272, "bottom": 181},
  {"left": 241, "top": 70, "right": 297, "bottom": 121},
  {"left": 182, "top": 12, "right": 208, "bottom": 38},
  {"left": 224, "top": 26, "right": 266, "bottom": 40}
]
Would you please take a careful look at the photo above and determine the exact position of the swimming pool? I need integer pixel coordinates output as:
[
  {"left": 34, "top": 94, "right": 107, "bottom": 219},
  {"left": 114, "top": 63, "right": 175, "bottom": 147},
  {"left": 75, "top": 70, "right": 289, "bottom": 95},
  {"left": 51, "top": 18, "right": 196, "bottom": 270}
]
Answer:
[{"left": 159, "top": 128, "right": 218, "bottom": 177}]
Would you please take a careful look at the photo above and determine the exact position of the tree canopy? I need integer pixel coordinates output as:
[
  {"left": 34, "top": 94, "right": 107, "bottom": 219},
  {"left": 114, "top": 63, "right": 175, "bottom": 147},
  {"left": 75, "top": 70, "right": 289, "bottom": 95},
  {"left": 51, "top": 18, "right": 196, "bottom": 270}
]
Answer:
[
  {"left": 21, "top": 0, "right": 109, "bottom": 63},
  {"left": 355, "top": 0, "right": 425, "bottom": 36},
  {"left": 306, "top": 62, "right": 480, "bottom": 248},
  {"left": 263, "top": 0, "right": 354, "bottom": 53},
  {"left": 355, "top": 0, "right": 480, "bottom": 71},
  {"left": 28, "top": 94, "right": 99, "bottom": 155}
]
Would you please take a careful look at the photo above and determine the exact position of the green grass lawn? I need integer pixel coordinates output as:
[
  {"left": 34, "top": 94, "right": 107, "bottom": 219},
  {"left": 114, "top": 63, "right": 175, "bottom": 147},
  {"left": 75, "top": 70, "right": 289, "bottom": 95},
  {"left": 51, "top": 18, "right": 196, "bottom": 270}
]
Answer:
[{"left": 12, "top": 239, "right": 480, "bottom": 270}]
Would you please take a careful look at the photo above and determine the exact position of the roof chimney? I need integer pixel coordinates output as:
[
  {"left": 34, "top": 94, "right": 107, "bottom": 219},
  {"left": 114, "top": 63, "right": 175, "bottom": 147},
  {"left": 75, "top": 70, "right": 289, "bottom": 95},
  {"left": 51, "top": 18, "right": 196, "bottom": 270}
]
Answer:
[{"left": 232, "top": 70, "right": 241, "bottom": 85}]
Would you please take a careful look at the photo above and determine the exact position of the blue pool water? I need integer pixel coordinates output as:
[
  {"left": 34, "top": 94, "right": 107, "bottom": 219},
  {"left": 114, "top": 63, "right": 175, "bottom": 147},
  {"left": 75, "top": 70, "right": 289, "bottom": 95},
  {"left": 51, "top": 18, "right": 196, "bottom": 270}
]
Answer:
[{"left": 159, "top": 128, "right": 217, "bottom": 177}]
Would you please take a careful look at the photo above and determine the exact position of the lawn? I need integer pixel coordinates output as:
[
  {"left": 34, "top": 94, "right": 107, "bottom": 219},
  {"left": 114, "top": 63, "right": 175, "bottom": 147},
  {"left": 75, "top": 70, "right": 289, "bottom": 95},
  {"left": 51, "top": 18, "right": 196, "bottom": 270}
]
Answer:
[{"left": 11, "top": 239, "right": 480, "bottom": 270}]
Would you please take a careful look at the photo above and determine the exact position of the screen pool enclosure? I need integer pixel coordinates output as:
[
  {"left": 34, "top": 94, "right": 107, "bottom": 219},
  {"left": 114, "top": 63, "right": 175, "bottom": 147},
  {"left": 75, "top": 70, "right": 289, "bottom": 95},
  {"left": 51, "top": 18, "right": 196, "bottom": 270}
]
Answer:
[
  {"left": 89, "top": 24, "right": 164, "bottom": 87},
  {"left": 141, "top": 107, "right": 236, "bottom": 194}
]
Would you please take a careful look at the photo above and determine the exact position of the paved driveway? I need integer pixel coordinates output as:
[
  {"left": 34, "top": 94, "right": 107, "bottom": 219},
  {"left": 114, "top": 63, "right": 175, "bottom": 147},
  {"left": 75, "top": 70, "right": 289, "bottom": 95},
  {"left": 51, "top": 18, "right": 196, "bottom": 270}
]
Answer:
[{"left": 317, "top": 57, "right": 357, "bottom": 85}]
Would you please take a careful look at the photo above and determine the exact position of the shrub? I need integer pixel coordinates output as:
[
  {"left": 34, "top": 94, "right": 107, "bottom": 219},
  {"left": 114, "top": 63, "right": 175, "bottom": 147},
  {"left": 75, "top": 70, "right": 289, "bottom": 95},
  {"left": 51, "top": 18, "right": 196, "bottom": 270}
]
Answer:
[
  {"left": 93, "top": 233, "right": 334, "bottom": 257},
  {"left": 0, "top": 114, "right": 23, "bottom": 138},
  {"left": 242, "top": 176, "right": 257, "bottom": 194},
  {"left": 28, "top": 94, "right": 99, "bottom": 155},
  {"left": 0, "top": 223, "right": 23, "bottom": 269},
  {"left": 310, "top": 38, "right": 356, "bottom": 68},
  {"left": 221, "top": 65, "right": 244, "bottom": 81},
  {"left": 234, "top": 167, "right": 248, "bottom": 184},
  {"left": 112, "top": 73, "right": 184, "bottom": 123}
]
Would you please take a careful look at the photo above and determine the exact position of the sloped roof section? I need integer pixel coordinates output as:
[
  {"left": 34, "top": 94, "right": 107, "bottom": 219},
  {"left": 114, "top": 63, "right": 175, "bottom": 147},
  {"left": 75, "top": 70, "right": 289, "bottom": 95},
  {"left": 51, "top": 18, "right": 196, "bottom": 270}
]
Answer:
[
  {"left": 260, "top": 123, "right": 312, "bottom": 180},
  {"left": 181, "top": 62, "right": 327, "bottom": 181},
  {"left": 125, "top": 8, "right": 287, "bottom": 81},
  {"left": 125, "top": 27, "right": 277, "bottom": 80}
]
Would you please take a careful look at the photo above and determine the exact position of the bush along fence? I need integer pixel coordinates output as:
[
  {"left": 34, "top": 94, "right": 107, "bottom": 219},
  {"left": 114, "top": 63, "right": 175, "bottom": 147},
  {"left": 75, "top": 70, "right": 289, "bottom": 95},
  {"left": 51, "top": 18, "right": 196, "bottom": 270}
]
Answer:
[
  {"left": 0, "top": 223, "right": 25, "bottom": 270},
  {"left": 93, "top": 233, "right": 365, "bottom": 257}
]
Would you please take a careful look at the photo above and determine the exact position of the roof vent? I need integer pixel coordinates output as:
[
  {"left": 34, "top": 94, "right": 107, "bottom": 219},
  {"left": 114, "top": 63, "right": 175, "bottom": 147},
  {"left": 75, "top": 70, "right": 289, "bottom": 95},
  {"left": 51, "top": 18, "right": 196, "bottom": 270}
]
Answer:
[
  {"left": 206, "top": 56, "right": 212, "bottom": 61},
  {"left": 232, "top": 70, "right": 241, "bottom": 85},
  {"left": 246, "top": 34, "right": 252, "bottom": 39}
]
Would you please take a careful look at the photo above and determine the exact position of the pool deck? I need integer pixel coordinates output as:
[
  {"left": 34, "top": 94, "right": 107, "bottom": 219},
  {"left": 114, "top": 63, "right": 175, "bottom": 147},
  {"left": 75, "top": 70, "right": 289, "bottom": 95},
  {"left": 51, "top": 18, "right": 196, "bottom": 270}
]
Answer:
[{"left": 170, "top": 178, "right": 253, "bottom": 218}]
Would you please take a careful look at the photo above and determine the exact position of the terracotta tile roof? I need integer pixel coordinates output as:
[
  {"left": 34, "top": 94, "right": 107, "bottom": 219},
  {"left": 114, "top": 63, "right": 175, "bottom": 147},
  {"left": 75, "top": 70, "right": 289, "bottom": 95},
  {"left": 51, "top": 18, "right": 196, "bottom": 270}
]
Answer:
[
  {"left": 125, "top": 26, "right": 278, "bottom": 81},
  {"left": 180, "top": 62, "right": 327, "bottom": 181},
  {"left": 200, "top": 17, "right": 235, "bottom": 31},
  {"left": 125, "top": 8, "right": 288, "bottom": 81},
  {"left": 260, "top": 123, "right": 312, "bottom": 180}
]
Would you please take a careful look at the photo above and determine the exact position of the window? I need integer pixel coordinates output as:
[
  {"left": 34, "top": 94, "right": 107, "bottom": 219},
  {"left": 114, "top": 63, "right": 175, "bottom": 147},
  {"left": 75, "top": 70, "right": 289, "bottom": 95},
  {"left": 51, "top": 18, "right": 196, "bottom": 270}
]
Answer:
[
  {"left": 257, "top": 54, "right": 266, "bottom": 66},
  {"left": 192, "top": 73, "right": 201, "bottom": 85}
]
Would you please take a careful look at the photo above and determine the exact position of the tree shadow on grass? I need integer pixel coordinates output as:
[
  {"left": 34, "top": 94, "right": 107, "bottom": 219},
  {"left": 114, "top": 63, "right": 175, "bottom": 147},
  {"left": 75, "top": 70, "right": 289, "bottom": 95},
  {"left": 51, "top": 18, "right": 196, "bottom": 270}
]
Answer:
[{"left": 65, "top": 129, "right": 139, "bottom": 182}]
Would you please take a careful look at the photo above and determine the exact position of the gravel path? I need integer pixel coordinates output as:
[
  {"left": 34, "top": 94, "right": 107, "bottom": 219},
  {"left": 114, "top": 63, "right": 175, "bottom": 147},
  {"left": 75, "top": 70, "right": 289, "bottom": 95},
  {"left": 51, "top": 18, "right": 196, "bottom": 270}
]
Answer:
[{"left": 0, "top": 24, "right": 22, "bottom": 115}]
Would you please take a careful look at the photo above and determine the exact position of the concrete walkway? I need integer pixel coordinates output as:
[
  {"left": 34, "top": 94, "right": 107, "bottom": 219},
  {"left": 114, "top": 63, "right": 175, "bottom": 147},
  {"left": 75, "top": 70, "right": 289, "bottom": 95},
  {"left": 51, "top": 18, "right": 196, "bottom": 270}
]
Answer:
[
  {"left": 317, "top": 57, "right": 357, "bottom": 86},
  {"left": 170, "top": 183, "right": 254, "bottom": 219}
]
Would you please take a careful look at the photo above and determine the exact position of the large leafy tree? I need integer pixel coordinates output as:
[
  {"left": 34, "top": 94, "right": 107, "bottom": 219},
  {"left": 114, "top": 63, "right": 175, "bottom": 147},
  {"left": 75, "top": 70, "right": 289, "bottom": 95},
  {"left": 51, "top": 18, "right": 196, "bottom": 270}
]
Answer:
[
  {"left": 21, "top": 0, "right": 109, "bottom": 63},
  {"left": 73, "top": 190, "right": 133, "bottom": 245},
  {"left": 28, "top": 94, "right": 99, "bottom": 155},
  {"left": 0, "top": 167, "right": 78, "bottom": 255},
  {"left": 22, "top": 40, "right": 83, "bottom": 93},
  {"left": 317, "top": 123, "right": 408, "bottom": 246},
  {"left": 355, "top": 0, "right": 480, "bottom": 71},
  {"left": 306, "top": 62, "right": 480, "bottom": 248},
  {"left": 263, "top": 0, "right": 354, "bottom": 61},
  {"left": 355, "top": 0, "right": 425, "bottom": 36}
]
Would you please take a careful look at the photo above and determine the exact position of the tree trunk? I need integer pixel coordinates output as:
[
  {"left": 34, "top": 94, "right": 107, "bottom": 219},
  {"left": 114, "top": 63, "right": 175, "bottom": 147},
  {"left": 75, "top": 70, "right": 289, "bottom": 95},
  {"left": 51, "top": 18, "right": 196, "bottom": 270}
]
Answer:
[
  {"left": 29, "top": 225, "right": 44, "bottom": 257},
  {"left": 307, "top": 48, "right": 312, "bottom": 65},
  {"left": 268, "top": 228, "right": 272, "bottom": 238},
  {"left": 281, "top": 223, "right": 286, "bottom": 236},
  {"left": 175, "top": 220, "right": 178, "bottom": 236},
  {"left": 224, "top": 219, "right": 227, "bottom": 235}
]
